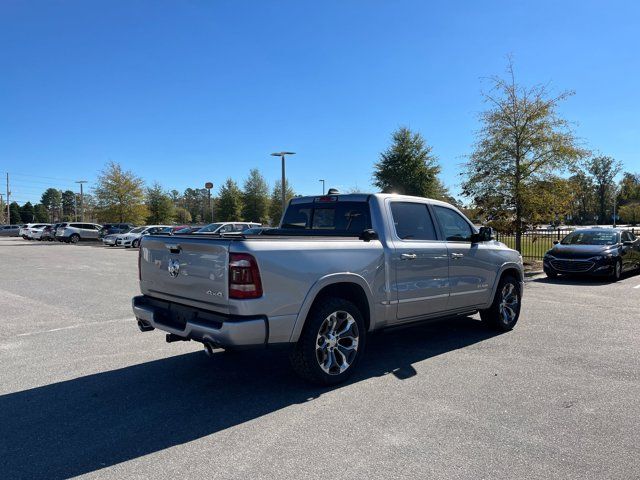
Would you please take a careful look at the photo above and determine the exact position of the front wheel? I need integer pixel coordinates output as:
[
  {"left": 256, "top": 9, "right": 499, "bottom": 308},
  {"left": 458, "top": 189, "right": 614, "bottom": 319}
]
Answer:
[
  {"left": 290, "top": 297, "right": 366, "bottom": 385},
  {"left": 480, "top": 275, "right": 521, "bottom": 331},
  {"left": 132, "top": 239, "right": 140, "bottom": 248},
  {"left": 611, "top": 259, "right": 622, "bottom": 282},
  {"left": 69, "top": 234, "right": 80, "bottom": 244}
]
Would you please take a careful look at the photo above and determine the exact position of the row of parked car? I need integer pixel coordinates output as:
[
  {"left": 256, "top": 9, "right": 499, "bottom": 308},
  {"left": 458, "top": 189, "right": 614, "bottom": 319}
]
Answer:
[{"left": 4, "top": 221, "right": 267, "bottom": 247}]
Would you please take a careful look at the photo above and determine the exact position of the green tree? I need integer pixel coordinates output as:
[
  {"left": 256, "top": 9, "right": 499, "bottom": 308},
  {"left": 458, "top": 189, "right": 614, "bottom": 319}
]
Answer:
[
  {"left": 618, "top": 172, "right": 640, "bottom": 206},
  {"left": 94, "top": 161, "right": 148, "bottom": 223},
  {"left": 182, "top": 187, "right": 209, "bottom": 223},
  {"left": 268, "top": 179, "right": 296, "bottom": 226},
  {"left": 174, "top": 207, "right": 192, "bottom": 224},
  {"left": 145, "top": 182, "right": 176, "bottom": 224},
  {"left": 242, "top": 169, "right": 270, "bottom": 223},
  {"left": 619, "top": 202, "right": 640, "bottom": 225},
  {"left": 567, "top": 172, "right": 596, "bottom": 224},
  {"left": 9, "top": 202, "right": 21, "bottom": 224},
  {"left": 217, "top": 178, "right": 243, "bottom": 222},
  {"left": 61, "top": 190, "right": 76, "bottom": 220},
  {"left": 585, "top": 156, "right": 622, "bottom": 224},
  {"left": 373, "top": 127, "right": 445, "bottom": 198},
  {"left": 20, "top": 202, "right": 35, "bottom": 223},
  {"left": 524, "top": 177, "right": 573, "bottom": 226},
  {"left": 461, "top": 59, "right": 586, "bottom": 250},
  {"left": 40, "top": 188, "right": 62, "bottom": 221},
  {"left": 34, "top": 204, "right": 49, "bottom": 222}
]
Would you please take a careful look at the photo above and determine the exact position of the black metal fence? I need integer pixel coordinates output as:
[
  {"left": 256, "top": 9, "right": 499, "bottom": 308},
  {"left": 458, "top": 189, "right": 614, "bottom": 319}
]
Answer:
[{"left": 494, "top": 228, "right": 639, "bottom": 261}]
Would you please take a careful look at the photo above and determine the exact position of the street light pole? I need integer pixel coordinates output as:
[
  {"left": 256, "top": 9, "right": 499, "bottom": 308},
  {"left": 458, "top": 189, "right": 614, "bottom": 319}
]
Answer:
[
  {"left": 75, "top": 180, "right": 87, "bottom": 222},
  {"left": 205, "top": 182, "right": 214, "bottom": 223},
  {"left": 319, "top": 179, "right": 325, "bottom": 195},
  {"left": 271, "top": 152, "right": 295, "bottom": 213}
]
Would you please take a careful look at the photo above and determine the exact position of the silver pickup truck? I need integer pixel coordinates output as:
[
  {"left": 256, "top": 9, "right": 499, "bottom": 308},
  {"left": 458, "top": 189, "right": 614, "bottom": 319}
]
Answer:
[{"left": 133, "top": 193, "right": 523, "bottom": 384}]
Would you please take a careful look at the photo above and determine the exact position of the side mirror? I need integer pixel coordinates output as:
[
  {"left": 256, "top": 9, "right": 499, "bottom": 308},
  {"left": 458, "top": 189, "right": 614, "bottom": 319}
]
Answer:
[
  {"left": 359, "top": 229, "right": 378, "bottom": 242},
  {"left": 472, "top": 226, "right": 494, "bottom": 243},
  {"left": 553, "top": 240, "right": 559, "bottom": 245}
]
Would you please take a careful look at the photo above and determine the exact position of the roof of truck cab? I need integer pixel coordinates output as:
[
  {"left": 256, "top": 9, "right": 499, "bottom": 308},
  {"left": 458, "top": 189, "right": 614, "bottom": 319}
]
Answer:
[{"left": 289, "top": 192, "right": 456, "bottom": 208}]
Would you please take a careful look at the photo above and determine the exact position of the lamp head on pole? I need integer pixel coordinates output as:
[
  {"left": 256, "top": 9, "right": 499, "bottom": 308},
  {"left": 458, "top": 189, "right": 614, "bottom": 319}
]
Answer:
[{"left": 271, "top": 152, "right": 296, "bottom": 157}]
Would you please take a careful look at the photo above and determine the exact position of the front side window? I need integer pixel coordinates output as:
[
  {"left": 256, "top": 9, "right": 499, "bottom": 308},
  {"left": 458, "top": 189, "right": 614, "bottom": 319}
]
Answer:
[
  {"left": 433, "top": 206, "right": 473, "bottom": 242},
  {"left": 390, "top": 202, "right": 437, "bottom": 240}
]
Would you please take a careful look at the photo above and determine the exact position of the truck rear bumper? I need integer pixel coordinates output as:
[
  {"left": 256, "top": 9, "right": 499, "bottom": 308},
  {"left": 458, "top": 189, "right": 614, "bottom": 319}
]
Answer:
[{"left": 132, "top": 295, "right": 268, "bottom": 347}]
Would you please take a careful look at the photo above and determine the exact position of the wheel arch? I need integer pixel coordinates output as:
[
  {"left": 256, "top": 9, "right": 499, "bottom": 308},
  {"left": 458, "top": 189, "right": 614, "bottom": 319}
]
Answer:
[
  {"left": 289, "top": 274, "right": 374, "bottom": 343},
  {"left": 485, "top": 263, "right": 524, "bottom": 308}
]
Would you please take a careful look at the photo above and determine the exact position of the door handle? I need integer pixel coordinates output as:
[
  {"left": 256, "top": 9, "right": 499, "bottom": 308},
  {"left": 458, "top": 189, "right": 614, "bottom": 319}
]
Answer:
[
  {"left": 401, "top": 253, "right": 417, "bottom": 260},
  {"left": 451, "top": 253, "right": 464, "bottom": 259}
]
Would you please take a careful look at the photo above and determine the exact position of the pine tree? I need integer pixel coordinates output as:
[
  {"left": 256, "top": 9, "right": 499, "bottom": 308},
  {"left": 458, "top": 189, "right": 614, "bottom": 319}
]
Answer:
[
  {"left": 268, "top": 180, "right": 295, "bottom": 226},
  {"left": 217, "top": 178, "right": 243, "bottom": 221},
  {"left": 242, "top": 169, "right": 270, "bottom": 223},
  {"left": 373, "top": 127, "right": 445, "bottom": 198}
]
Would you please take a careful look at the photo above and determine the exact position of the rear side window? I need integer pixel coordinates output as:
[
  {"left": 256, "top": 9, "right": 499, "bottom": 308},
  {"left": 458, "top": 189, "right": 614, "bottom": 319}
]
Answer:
[
  {"left": 281, "top": 201, "right": 371, "bottom": 234},
  {"left": 390, "top": 202, "right": 437, "bottom": 240},
  {"left": 433, "top": 206, "right": 473, "bottom": 242}
]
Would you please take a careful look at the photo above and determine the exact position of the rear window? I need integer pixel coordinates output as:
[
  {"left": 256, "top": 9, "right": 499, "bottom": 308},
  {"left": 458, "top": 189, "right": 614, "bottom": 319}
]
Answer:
[{"left": 280, "top": 201, "right": 371, "bottom": 234}]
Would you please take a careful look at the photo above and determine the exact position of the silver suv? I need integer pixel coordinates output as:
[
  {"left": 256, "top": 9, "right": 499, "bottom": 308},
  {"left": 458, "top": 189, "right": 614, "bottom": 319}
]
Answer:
[{"left": 56, "top": 222, "right": 103, "bottom": 243}]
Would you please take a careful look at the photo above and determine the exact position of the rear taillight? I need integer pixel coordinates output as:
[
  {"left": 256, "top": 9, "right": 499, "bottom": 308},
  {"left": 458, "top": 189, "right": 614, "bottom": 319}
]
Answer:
[
  {"left": 229, "top": 253, "right": 262, "bottom": 299},
  {"left": 138, "top": 245, "right": 142, "bottom": 281}
]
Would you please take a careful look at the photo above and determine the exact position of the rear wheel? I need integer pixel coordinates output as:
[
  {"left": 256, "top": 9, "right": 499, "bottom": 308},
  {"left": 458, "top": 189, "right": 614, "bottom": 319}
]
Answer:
[
  {"left": 290, "top": 297, "right": 366, "bottom": 385},
  {"left": 69, "top": 234, "right": 80, "bottom": 244},
  {"left": 480, "top": 274, "right": 521, "bottom": 331}
]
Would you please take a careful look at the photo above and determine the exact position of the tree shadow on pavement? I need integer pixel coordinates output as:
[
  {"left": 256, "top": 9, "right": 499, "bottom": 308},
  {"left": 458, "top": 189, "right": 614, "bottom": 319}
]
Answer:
[{"left": 0, "top": 316, "right": 501, "bottom": 479}]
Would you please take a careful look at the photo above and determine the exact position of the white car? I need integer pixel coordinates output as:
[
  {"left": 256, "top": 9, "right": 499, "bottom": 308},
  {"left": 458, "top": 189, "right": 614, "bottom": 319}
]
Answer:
[
  {"left": 116, "top": 225, "right": 172, "bottom": 248},
  {"left": 19, "top": 223, "right": 51, "bottom": 240},
  {"left": 194, "top": 222, "right": 261, "bottom": 235}
]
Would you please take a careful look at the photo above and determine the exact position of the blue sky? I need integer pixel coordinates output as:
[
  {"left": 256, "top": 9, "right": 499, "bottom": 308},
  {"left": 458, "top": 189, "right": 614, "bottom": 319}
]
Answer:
[{"left": 1, "top": 0, "right": 638, "bottom": 205}]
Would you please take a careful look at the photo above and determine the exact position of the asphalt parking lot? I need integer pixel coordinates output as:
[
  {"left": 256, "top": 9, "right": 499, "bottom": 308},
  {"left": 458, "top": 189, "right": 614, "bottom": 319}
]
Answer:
[{"left": 1, "top": 237, "right": 639, "bottom": 480}]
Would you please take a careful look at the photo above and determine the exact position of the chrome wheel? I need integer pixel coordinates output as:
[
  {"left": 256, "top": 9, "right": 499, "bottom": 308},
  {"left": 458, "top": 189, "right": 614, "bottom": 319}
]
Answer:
[
  {"left": 499, "top": 283, "right": 518, "bottom": 325},
  {"left": 315, "top": 310, "right": 360, "bottom": 375}
]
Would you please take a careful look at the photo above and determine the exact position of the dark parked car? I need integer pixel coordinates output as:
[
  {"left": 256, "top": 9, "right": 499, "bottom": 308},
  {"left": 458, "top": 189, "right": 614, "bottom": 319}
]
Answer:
[
  {"left": 40, "top": 224, "right": 60, "bottom": 241},
  {"left": 99, "top": 223, "right": 136, "bottom": 239},
  {"left": 543, "top": 228, "right": 640, "bottom": 281}
]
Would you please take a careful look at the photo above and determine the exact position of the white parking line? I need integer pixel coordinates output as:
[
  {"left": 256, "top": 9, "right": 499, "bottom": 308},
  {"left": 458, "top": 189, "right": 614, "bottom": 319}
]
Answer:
[
  {"left": 634, "top": 284, "right": 640, "bottom": 289},
  {"left": 14, "top": 318, "right": 131, "bottom": 338}
]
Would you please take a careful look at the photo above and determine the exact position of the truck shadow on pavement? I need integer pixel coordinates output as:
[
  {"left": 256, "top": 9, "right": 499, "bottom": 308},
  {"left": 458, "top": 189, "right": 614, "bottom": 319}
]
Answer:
[{"left": 0, "top": 316, "right": 501, "bottom": 479}]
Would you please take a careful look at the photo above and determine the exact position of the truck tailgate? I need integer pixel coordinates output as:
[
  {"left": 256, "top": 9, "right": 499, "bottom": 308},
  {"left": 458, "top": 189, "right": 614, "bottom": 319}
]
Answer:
[{"left": 139, "top": 235, "right": 232, "bottom": 314}]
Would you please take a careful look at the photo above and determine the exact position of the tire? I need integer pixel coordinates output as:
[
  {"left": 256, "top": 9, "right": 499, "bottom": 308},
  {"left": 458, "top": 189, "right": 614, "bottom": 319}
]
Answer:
[
  {"left": 611, "top": 259, "right": 622, "bottom": 282},
  {"left": 132, "top": 239, "right": 140, "bottom": 248},
  {"left": 69, "top": 234, "right": 80, "bottom": 244},
  {"left": 480, "top": 274, "right": 521, "bottom": 331},
  {"left": 290, "top": 297, "right": 366, "bottom": 385},
  {"left": 544, "top": 267, "right": 558, "bottom": 279}
]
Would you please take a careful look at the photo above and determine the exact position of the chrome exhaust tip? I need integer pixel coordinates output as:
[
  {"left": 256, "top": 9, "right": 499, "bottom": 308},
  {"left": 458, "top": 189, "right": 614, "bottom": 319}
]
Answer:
[{"left": 137, "top": 319, "right": 154, "bottom": 332}]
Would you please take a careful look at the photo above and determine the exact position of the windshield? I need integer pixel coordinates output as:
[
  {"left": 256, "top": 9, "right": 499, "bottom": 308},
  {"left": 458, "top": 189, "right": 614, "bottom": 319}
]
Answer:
[
  {"left": 561, "top": 231, "right": 619, "bottom": 246},
  {"left": 129, "top": 227, "right": 146, "bottom": 234},
  {"left": 197, "top": 223, "right": 224, "bottom": 233}
]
